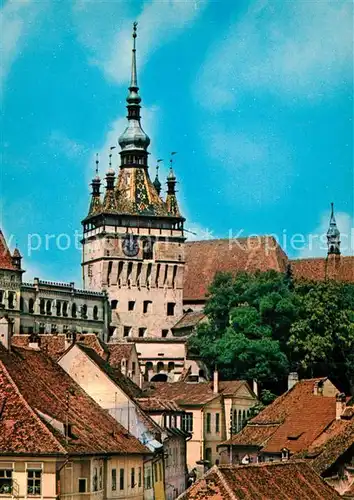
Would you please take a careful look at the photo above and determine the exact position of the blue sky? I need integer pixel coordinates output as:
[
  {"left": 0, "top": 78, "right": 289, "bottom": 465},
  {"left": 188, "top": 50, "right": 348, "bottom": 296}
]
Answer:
[{"left": 0, "top": 0, "right": 353, "bottom": 285}]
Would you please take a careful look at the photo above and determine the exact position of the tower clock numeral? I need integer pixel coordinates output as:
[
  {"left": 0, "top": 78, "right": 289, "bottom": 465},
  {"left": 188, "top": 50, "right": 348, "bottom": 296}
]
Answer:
[{"left": 122, "top": 236, "right": 139, "bottom": 257}]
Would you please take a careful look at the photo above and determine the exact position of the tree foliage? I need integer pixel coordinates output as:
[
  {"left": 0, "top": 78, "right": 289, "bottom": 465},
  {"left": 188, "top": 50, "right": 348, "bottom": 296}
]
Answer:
[{"left": 188, "top": 270, "right": 354, "bottom": 395}]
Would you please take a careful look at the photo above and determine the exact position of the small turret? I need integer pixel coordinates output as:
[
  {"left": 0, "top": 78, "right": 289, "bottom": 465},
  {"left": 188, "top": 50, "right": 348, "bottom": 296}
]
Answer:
[
  {"left": 166, "top": 155, "right": 181, "bottom": 217},
  {"left": 88, "top": 154, "right": 102, "bottom": 216},
  {"left": 12, "top": 247, "right": 22, "bottom": 270},
  {"left": 153, "top": 163, "right": 162, "bottom": 196},
  {"left": 327, "top": 202, "right": 340, "bottom": 256},
  {"left": 103, "top": 150, "right": 118, "bottom": 212}
]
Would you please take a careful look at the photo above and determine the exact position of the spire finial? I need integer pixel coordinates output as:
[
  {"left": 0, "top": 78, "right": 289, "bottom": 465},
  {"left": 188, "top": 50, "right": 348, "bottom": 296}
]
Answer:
[
  {"left": 95, "top": 153, "right": 99, "bottom": 176},
  {"left": 130, "top": 22, "right": 138, "bottom": 89},
  {"left": 153, "top": 159, "right": 163, "bottom": 195},
  {"left": 109, "top": 146, "right": 116, "bottom": 170},
  {"left": 327, "top": 202, "right": 340, "bottom": 256}
]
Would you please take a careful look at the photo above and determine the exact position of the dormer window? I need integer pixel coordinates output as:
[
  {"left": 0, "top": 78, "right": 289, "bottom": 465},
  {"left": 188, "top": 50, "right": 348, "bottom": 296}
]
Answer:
[{"left": 281, "top": 448, "right": 290, "bottom": 461}]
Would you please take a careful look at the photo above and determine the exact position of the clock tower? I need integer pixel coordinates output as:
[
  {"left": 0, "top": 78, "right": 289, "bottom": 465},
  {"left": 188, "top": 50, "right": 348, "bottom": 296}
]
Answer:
[{"left": 81, "top": 23, "right": 185, "bottom": 339}]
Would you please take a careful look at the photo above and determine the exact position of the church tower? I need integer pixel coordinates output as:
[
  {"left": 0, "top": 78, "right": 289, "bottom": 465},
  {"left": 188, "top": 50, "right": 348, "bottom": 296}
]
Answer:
[
  {"left": 327, "top": 202, "right": 340, "bottom": 256},
  {"left": 81, "top": 23, "right": 185, "bottom": 339}
]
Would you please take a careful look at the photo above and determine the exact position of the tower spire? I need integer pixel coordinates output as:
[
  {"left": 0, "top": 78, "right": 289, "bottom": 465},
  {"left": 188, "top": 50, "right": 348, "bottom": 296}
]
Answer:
[
  {"left": 327, "top": 202, "right": 340, "bottom": 255},
  {"left": 166, "top": 152, "right": 181, "bottom": 217},
  {"left": 130, "top": 21, "right": 138, "bottom": 90},
  {"left": 153, "top": 159, "right": 163, "bottom": 196},
  {"left": 88, "top": 154, "right": 102, "bottom": 216}
]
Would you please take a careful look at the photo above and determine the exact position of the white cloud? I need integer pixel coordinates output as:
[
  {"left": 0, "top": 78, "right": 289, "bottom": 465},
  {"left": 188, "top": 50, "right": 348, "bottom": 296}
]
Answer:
[
  {"left": 299, "top": 210, "right": 354, "bottom": 258},
  {"left": 184, "top": 221, "right": 216, "bottom": 241},
  {"left": 198, "top": 0, "right": 353, "bottom": 108},
  {"left": 48, "top": 131, "right": 88, "bottom": 160},
  {"left": 73, "top": 0, "right": 207, "bottom": 85},
  {"left": 0, "top": 0, "right": 44, "bottom": 98}
]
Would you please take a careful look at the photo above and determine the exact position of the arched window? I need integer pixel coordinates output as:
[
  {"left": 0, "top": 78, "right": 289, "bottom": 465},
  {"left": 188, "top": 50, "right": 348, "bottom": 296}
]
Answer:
[
  {"left": 168, "top": 362, "right": 175, "bottom": 372},
  {"left": 46, "top": 300, "right": 52, "bottom": 315},
  {"left": 19, "top": 297, "right": 24, "bottom": 312},
  {"left": 8, "top": 292, "right": 15, "bottom": 309},
  {"left": 56, "top": 301, "right": 61, "bottom": 316},
  {"left": 93, "top": 305, "right": 98, "bottom": 320},
  {"left": 157, "top": 361, "right": 164, "bottom": 373},
  {"left": 81, "top": 304, "right": 87, "bottom": 319},
  {"left": 72, "top": 303, "right": 77, "bottom": 318},
  {"left": 62, "top": 302, "right": 68, "bottom": 316},
  {"left": 40, "top": 299, "right": 45, "bottom": 315},
  {"left": 145, "top": 362, "right": 153, "bottom": 374},
  {"left": 29, "top": 298, "right": 35, "bottom": 314}
]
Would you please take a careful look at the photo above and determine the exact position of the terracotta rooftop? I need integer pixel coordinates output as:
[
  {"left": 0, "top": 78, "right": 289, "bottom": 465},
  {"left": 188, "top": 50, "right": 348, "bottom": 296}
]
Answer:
[
  {"left": 172, "top": 311, "right": 206, "bottom": 331},
  {"left": 0, "top": 230, "right": 18, "bottom": 271},
  {"left": 143, "top": 380, "right": 247, "bottom": 406},
  {"left": 177, "top": 462, "right": 340, "bottom": 499},
  {"left": 107, "top": 342, "right": 135, "bottom": 367},
  {"left": 136, "top": 397, "right": 183, "bottom": 412},
  {"left": 290, "top": 256, "right": 354, "bottom": 283},
  {"left": 293, "top": 402, "right": 354, "bottom": 475},
  {"left": 224, "top": 379, "right": 338, "bottom": 455},
  {"left": 0, "top": 345, "right": 149, "bottom": 456},
  {"left": 183, "top": 237, "right": 288, "bottom": 301}
]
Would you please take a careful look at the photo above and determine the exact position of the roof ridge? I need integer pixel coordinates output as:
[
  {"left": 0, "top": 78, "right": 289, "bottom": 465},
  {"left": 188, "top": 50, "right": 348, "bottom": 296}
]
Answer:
[{"left": 0, "top": 360, "right": 67, "bottom": 455}]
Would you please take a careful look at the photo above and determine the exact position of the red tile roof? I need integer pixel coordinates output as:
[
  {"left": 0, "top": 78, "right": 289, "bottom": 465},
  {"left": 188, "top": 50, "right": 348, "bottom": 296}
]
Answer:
[
  {"left": 137, "top": 397, "right": 183, "bottom": 412},
  {"left": 293, "top": 405, "right": 354, "bottom": 474},
  {"left": 177, "top": 462, "right": 341, "bottom": 499},
  {"left": 172, "top": 312, "right": 206, "bottom": 331},
  {"left": 0, "top": 230, "right": 18, "bottom": 271},
  {"left": 143, "top": 380, "right": 246, "bottom": 406},
  {"left": 184, "top": 237, "right": 288, "bottom": 300},
  {"left": 107, "top": 343, "right": 135, "bottom": 367},
  {"left": 0, "top": 346, "right": 149, "bottom": 456},
  {"left": 225, "top": 379, "right": 338, "bottom": 454},
  {"left": 290, "top": 256, "right": 354, "bottom": 283}
]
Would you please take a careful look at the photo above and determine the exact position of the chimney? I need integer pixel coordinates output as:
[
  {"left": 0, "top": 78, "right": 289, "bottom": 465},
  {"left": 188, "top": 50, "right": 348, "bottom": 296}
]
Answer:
[
  {"left": 252, "top": 380, "right": 258, "bottom": 397},
  {"left": 288, "top": 372, "right": 299, "bottom": 391},
  {"left": 336, "top": 393, "right": 346, "bottom": 420},
  {"left": 213, "top": 368, "right": 219, "bottom": 394}
]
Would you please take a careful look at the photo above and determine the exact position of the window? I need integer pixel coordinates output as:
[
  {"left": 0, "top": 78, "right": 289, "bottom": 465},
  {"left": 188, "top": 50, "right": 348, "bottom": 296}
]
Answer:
[
  {"left": 131, "top": 468, "right": 135, "bottom": 488},
  {"left": 99, "top": 466, "right": 103, "bottom": 490},
  {"left": 167, "top": 302, "right": 175, "bottom": 316},
  {"left": 132, "top": 362, "right": 136, "bottom": 376},
  {"left": 46, "top": 300, "right": 52, "bottom": 315},
  {"left": 157, "top": 361, "right": 164, "bottom": 373},
  {"left": 72, "top": 303, "right": 77, "bottom": 318},
  {"left": 215, "top": 413, "right": 220, "bottom": 433},
  {"left": 92, "top": 468, "right": 98, "bottom": 492},
  {"left": 20, "top": 297, "right": 24, "bottom": 312},
  {"left": 119, "top": 469, "right": 124, "bottom": 490},
  {"left": 40, "top": 299, "right": 45, "bottom": 315},
  {"left": 27, "top": 469, "right": 42, "bottom": 495},
  {"left": 205, "top": 447, "right": 212, "bottom": 465},
  {"left": 56, "top": 301, "right": 61, "bottom": 316},
  {"left": 182, "top": 413, "right": 193, "bottom": 433},
  {"left": 81, "top": 304, "right": 87, "bottom": 319},
  {"left": 138, "top": 327, "right": 146, "bottom": 337},
  {"left": 39, "top": 323, "right": 45, "bottom": 334},
  {"left": 78, "top": 478, "right": 87, "bottom": 493},
  {"left": 51, "top": 324, "right": 57, "bottom": 334},
  {"left": 62, "top": 302, "right": 68, "bottom": 316},
  {"left": 8, "top": 292, "right": 15, "bottom": 309},
  {"left": 142, "top": 239, "right": 154, "bottom": 260},
  {"left": 123, "top": 326, "right": 131, "bottom": 337},
  {"left": 206, "top": 413, "right": 211, "bottom": 433},
  {"left": 111, "top": 469, "right": 117, "bottom": 491},
  {"left": 161, "top": 329, "right": 169, "bottom": 338},
  {"left": 138, "top": 467, "right": 142, "bottom": 488},
  {"left": 168, "top": 361, "right": 175, "bottom": 372},
  {"left": 28, "top": 298, "right": 34, "bottom": 313},
  {"left": 128, "top": 301, "right": 135, "bottom": 311},
  {"left": 0, "top": 469, "right": 12, "bottom": 494},
  {"left": 93, "top": 305, "right": 98, "bottom": 320},
  {"left": 143, "top": 300, "right": 152, "bottom": 314},
  {"left": 144, "top": 466, "right": 152, "bottom": 490},
  {"left": 111, "top": 299, "right": 118, "bottom": 310}
]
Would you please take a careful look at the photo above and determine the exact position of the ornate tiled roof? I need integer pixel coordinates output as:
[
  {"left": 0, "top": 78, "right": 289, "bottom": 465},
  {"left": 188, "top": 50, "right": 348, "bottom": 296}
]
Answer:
[
  {"left": 177, "top": 462, "right": 341, "bottom": 499},
  {"left": 0, "top": 346, "right": 148, "bottom": 455}
]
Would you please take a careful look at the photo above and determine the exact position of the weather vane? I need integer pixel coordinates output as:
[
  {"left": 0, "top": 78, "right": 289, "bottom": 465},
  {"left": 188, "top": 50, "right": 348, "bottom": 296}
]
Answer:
[
  {"left": 109, "top": 146, "right": 116, "bottom": 168},
  {"left": 95, "top": 153, "right": 99, "bottom": 175}
]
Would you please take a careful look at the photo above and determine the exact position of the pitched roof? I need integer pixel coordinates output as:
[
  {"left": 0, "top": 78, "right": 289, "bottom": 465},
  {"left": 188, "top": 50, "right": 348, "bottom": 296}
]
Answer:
[
  {"left": 290, "top": 256, "right": 354, "bottom": 283},
  {"left": 172, "top": 311, "right": 206, "bottom": 331},
  {"left": 0, "top": 230, "right": 18, "bottom": 271},
  {"left": 107, "top": 342, "right": 135, "bottom": 367},
  {"left": 136, "top": 397, "right": 183, "bottom": 412},
  {"left": 183, "top": 237, "right": 288, "bottom": 301},
  {"left": 177, "top": 462, "right": 341, "bottom": 499},
  {"left": 143, "top": 380, "right": 246, "bottom": 406},
  {"left": 0, "top": 346, "right": 148, "bottom": 456},
  {"left": 224, "top": 379, "right": 337, "bottom": 454},
  {"left": 293, "top": 404, "right": 354, "bottom": 475}
]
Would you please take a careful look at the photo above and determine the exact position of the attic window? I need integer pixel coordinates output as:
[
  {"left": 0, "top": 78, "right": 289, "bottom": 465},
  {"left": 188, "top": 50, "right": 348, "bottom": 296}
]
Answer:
[
  {"left": 64, "top": 423, "right": 76, "bottom": 439},
  {"left": 287, "top": 432, "right": 304, "bottom": 440}
]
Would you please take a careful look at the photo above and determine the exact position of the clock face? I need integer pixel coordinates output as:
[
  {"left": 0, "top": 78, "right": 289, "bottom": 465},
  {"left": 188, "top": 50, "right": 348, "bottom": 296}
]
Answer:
[{"left": 122, "top": 236, "right": 139, "bottom": 257}]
